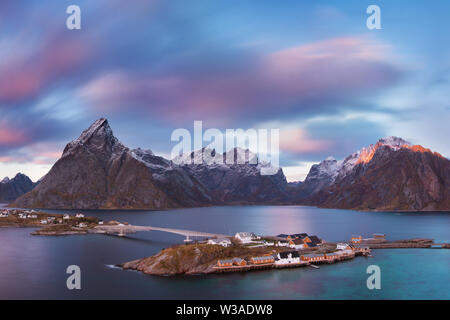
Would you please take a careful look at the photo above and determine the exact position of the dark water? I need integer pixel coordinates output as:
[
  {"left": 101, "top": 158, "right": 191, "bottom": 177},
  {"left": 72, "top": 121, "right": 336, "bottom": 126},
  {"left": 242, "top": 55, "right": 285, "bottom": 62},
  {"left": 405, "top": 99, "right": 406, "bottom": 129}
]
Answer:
[{"left": 0, "top": 205, "right": 449, "bottom": 299}]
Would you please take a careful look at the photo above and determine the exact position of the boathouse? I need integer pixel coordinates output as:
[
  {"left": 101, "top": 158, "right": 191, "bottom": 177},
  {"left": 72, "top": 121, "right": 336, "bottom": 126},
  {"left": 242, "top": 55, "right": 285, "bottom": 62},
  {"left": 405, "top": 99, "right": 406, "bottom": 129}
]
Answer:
[
  {"left": 324, "top": 253, "right": 339, "bottom": 261},
  {"left": 250, "top": 256, "right": 275, "bottom": 265},
  {"left": 233, "top": 258, "right": 247, "bottom": 266},
  {"left": 301, "top": 253, "right": 325, "bottom": 262},
  {"left": 217, "top": 259, "right": 233, "bottom": 267}
]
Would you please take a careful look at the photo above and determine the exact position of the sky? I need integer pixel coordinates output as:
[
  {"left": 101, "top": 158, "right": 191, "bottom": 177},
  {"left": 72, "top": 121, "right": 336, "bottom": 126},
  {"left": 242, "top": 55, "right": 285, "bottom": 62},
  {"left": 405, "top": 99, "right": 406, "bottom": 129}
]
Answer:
[{"left": 0, "top": 0, "right": 449, "bottom": 182}]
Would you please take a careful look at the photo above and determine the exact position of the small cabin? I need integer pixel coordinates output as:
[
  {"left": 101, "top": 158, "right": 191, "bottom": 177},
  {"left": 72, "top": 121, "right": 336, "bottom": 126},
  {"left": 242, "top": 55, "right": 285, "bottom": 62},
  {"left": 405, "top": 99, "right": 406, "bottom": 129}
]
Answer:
[
  {"left": 233, "top": 258, "right": 247, "bottom": 266},
  {"left": 373, "top": 233, "right": 386, "bottom": 240},
  {"left": 324, "top": 253, "right": 338, "bottom": 261},
  {"left": 351, "top": 235, "right": 363, "bottom": 244},
  {"left": 301, "top": 254, "right": 325, "bottom": 262},
  {"left": 217, "top": 259, "right": 233, "bottom": 267},
  {"left": 250, "top": 256, "right": 275, "bottom": 265}
]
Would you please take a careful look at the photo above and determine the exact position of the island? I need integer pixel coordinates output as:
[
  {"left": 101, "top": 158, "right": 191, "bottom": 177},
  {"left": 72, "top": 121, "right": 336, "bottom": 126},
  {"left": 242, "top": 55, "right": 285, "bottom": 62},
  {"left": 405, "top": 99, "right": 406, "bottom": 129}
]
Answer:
[{"left": 119, "top": 232, "right": 449, "bottom": 276}]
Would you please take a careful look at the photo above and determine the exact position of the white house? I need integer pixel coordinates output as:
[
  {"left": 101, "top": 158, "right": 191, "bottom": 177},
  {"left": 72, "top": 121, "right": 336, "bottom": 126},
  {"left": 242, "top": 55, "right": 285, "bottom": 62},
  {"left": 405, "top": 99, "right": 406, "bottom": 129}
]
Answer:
[
  {"left": 234, "top": 232, "right": 258, "bottom": 243},
  {"left": 40, "top": 220, "right": 48, "bottom": 224},
  {"left": 63, "top": 214, "right": 70, "bottom": 220},
  {"left": 29, "top": 214, "right": 38, "bottom": 219},
  {"left": 207, "top": 238, "right": 232, "bottom": 247},
  {"left": 0, "top": 213, "right": 8, "bottom": 218},
  {"left": 78, "top": 222, "right": 87, "bottom": 228},
  {"left": 337, "top": 243, "right": 350, "bottom": 250},
  {"left": 75, "top": 213, "right": 85, "bottom": 218},
  {"left": 289, "top": 238, "right": 305, "bottom": 250},
  {"left": 276, "top": 240, "right": 289, "bottom": 247},
  {"left": 98, "top": 220, "right": 104, "bottom": 225},
  {"left": 274, "top": 251, "right": 301, "bottom": 265}
]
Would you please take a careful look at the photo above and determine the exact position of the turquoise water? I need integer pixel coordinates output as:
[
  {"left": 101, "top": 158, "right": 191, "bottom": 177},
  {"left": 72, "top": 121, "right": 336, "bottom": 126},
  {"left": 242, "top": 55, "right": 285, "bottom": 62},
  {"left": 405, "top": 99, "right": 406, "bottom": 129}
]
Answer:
[{"left": 0, "top": 205, "right": 448, "bottom": 299}]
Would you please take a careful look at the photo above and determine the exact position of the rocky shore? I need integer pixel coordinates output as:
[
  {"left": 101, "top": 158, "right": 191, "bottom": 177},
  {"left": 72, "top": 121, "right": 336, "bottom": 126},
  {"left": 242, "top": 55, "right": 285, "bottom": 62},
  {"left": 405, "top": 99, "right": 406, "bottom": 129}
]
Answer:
[
  {"left": 120, "top": 243, "right": 292, "bottom": 276},
  {"left": 120, "top": 238, "right": 449, "bottom": 276}
]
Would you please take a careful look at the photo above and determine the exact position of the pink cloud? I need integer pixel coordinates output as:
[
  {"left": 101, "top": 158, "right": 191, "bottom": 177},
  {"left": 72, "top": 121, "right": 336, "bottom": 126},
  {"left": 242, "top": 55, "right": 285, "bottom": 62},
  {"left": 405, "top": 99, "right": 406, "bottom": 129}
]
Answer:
[
  {"left": 0, "top": 36, "right": 94, "bottom": 103},
  {"left": 280, "top": 128, "right": 332, "bottom": 153},
  {"left": 0, "top": 141, "right": 62, "bottom": 165},
  {"left": 80, "top": 36, "right": 401, "bottom": 125},
  {"left": 0, "top": 123, "right": 29, "bottom": 147}
]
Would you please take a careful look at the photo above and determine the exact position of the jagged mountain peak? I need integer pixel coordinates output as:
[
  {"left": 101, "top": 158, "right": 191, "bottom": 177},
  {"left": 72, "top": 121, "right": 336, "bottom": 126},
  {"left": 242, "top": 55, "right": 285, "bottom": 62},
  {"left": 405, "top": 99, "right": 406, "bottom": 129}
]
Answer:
[
  {"left": 1, "top": 177, "right": 9, "bottom": 183},
  {"left": 173, "top": 147, "right": 259, "bottom": 166},
  {"left": 62, "top": 118, "right": 122, "bottom": 157},
  {"left": 378, "top": 136, "right": 411, "bottom": 149}
]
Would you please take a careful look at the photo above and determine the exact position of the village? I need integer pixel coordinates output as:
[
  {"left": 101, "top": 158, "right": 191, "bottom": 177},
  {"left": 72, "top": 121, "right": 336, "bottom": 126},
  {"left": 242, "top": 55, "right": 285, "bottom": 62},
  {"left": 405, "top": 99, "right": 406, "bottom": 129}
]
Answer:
[
  {"left": 208, "top": 231, "right": 375, "bottom": 272},
  {"left": 0, "top": 208, "right": 106, "bottom": 232}
]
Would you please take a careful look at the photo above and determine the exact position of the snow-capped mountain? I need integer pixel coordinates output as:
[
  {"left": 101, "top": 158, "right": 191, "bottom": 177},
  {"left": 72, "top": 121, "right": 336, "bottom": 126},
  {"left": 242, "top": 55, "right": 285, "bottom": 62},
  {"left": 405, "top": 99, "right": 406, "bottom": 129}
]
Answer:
[
  {"left": 297, "top": 137, "right": 450, "bottom": 210},
  {"left": 174, "top": 147, "right": 289, "bottom": 204},
  {"left": 12, "top": 118, "right": 289, "bottom": 209},
  {"left": 10, "top": 120, "right": 449, "bottom": 211},
  {"left": 12, "top": 119, "right": 213, "bottom": 209}
]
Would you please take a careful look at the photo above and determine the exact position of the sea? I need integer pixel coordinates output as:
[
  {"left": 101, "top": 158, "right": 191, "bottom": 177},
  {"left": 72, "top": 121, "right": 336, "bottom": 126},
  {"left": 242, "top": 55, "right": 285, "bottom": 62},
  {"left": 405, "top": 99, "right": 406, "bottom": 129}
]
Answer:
[{"left": 0, "top": 205, "right": 448, "bottom": 299}]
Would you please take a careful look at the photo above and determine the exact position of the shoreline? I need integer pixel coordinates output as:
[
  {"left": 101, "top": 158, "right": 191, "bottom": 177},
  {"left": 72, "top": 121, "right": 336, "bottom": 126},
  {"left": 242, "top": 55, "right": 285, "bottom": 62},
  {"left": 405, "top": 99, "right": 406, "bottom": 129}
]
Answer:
[
  {"left": 3, "top": 202, "right": 450, "bottom": 213},
  {"left": 0, "top": 208, "right": 124, "bottom": 236},
  {"left": 119, "top": 238, "right": 449, "bottom": 277}
]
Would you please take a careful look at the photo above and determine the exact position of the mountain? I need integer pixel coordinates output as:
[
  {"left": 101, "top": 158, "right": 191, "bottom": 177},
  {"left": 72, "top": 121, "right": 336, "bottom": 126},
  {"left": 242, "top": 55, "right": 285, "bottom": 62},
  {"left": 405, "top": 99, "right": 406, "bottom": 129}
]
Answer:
[
  {"left": 12, "top": 118, "right": 289, "bottom": 209},
  {"left": 0, "top": 173, "right": 37, "bottom": 202},
  {"left": 11, "top": 119, "right": 448, "bottom": 211},
  {"left": 173, "top": 147, "right": 289, "bottom": 204},
  {"left": 12, "top": 119, "right": 213, "bottom": 209},
  {"left": 296, "top": 137, "right": 450, "bottom": 211}
]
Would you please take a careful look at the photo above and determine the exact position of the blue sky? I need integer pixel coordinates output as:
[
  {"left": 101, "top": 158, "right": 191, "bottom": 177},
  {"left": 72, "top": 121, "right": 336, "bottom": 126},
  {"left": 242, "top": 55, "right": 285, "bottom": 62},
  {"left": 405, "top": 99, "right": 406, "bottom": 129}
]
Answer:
[{"left": 0, "top": 0, "right": 449, "bottom": 181}]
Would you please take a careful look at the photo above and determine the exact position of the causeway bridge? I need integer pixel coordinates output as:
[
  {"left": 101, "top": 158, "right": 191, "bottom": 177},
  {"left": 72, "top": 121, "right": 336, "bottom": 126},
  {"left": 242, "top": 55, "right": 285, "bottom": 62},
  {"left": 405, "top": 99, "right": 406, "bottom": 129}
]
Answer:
[{"left": 95, "top": 224, "right": 229, "bottom": 242}]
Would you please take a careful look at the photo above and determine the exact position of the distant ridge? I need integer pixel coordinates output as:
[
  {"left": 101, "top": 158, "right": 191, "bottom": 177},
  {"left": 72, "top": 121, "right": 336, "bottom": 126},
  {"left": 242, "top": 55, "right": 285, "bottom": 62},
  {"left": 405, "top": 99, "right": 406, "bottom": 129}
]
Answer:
[{"left": 0, "top": 173, "right": 37, "bottom": 202}]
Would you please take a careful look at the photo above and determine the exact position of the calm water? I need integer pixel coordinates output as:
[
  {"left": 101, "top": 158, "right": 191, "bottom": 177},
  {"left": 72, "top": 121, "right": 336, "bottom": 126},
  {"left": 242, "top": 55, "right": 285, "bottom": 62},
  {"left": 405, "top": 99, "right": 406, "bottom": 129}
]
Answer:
[{"left": 0, "top": 205, "right": 449, "bottom": 300}]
